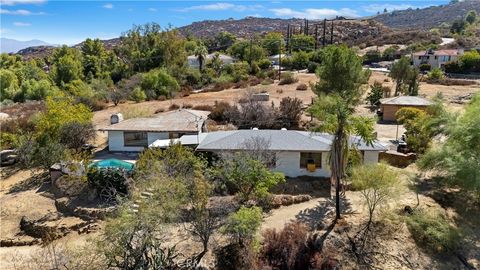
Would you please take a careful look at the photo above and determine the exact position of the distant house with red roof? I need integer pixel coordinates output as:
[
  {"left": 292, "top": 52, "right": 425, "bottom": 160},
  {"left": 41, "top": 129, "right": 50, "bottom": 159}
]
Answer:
[{"left": 412, "top": 49, "right": 463, "bottom": 69}]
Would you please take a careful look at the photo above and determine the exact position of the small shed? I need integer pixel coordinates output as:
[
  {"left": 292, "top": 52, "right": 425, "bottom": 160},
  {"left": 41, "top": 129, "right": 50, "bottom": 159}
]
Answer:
[{"left": 379, "top": 96, "right": 433, "bottom": 122}]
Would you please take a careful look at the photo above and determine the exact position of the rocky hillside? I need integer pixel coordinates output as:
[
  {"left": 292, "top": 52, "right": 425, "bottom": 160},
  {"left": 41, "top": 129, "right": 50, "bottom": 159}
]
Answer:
[
  {"left": 177, "top": 16, "right": 440, "bottom": 47},
  {"left": 373, "top": 0, "right": 480, "bottom": 29},
  {"left": 17, "top": 15, "right": 446, "bottom": 60}
]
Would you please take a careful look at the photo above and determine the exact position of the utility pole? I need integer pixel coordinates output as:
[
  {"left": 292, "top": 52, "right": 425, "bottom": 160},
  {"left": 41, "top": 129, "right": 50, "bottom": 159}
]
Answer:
[
  {"left": 286, "top": 24, "right": 290, "bottom": 51},
  {"left": 322, "top": 19, "right": 326, "bottom": 47},
  {"left": 330, "top": 20, "right": 334, "bottom": 44},
  {"left": 314, "top": 24, "right": 318, "bottom": 50},
  {"left": 249, "top": 38, "right": 253, "bottom": 66},
  {"left": 278, "top": 42, "right": 282, "bottom": 80}
]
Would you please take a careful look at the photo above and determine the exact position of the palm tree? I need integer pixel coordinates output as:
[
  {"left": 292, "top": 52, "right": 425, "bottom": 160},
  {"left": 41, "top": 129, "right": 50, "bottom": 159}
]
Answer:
[
  {"left": 309, "top": 45, "right": 375, "bottom": 220},
  {"left": 194, "top": 45, "right": 208, "bottom": 72}
]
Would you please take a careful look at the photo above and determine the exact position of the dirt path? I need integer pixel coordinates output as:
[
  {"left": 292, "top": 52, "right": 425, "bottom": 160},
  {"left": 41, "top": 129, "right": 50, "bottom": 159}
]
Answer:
[{"left": 261, "top": 197, "right": 331, "bottom": 232}]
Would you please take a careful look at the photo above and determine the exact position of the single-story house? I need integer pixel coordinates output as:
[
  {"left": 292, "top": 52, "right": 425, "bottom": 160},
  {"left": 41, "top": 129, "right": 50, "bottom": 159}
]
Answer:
[
  {"left": 187, "top": 53, "right": 234, "bottom": 69},
  {"left": 150, "top": 129, "right": 387, "bottom": 178},
  {"left": 412, "top": 49, "right": 463, "bottom": 69},
  {"left": 100, "top": 109, "right": 210, "bottom": 152},
  {"left": 379, "top": 96, "right": 433, "bottom": 122}
]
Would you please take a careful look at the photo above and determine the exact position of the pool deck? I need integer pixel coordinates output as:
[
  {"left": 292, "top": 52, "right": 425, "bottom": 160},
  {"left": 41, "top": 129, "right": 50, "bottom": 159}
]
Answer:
[{"left": 93, "top": 149, "right": 139, "bottom": 163}]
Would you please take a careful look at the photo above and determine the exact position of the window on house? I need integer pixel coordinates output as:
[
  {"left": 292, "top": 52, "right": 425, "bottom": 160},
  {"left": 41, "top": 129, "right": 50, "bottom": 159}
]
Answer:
[
  {"left": 300, "top": 152, "right": 322, "bottom": 168},
  {"left": 124, "top": 131, "right": 148, "bottom": 147}
]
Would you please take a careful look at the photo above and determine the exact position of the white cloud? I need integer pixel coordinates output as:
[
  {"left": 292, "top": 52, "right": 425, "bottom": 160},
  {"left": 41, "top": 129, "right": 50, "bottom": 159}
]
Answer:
[
  {"left": 270, "top": 7, "right": 359, "bottom": 19},
  {"left": 0, "top": 8, "right": 45, "bottom": 15},
  {"left": 362, "top": 4, "right": 424, "bottom": 13},
  {"left": 178, "top": 3, "right": 263, "bottom": 13},
  {"left": 102, "top": 3, "right": 113, "bottom": 9},
  {"left": 0, "top": 28, "right": 12, "bottom": 34},
  {"left": 13, "top": 21, "right": 31, "bottom": 26},
  {"left": 148, "top": 8, "right": 157, "bottom": 12},
  {"left": 0, "top": 0, "right": 46, "bottom": 6}
]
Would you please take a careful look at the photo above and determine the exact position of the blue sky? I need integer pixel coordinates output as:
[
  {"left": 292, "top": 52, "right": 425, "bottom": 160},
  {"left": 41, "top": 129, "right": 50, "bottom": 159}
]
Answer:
[{"left": 0, "top": 0, "right": 449, "bottom": 45}]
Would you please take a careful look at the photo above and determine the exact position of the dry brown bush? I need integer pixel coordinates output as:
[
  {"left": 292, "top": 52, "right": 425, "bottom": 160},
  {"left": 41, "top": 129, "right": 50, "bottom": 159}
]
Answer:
[
  {"left": 168, "top": 104, "right": 180, "bottom": 111},
  {"left": 296, "top": 83, "right": 308, "bottom": 91},
  {"left": 192, "top": 104, "right": 214, "bottom": 111}
]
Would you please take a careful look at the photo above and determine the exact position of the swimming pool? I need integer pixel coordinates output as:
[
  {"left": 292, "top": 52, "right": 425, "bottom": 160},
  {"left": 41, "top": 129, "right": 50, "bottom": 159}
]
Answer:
[{"left": 89, "top": 159, "right": 134, "bottom": 171}]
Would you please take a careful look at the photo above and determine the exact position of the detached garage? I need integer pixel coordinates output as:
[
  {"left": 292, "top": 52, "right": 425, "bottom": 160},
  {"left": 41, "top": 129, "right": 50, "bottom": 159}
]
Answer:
[{"left": 379, "top": 96, "right": 433, "bottom": 122}]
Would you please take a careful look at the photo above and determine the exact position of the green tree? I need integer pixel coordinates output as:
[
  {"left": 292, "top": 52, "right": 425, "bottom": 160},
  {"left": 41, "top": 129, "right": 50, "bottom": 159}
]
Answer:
[
  {"left": 215, "top": 152, "right": 285, "bottom": 203},
  {"left": 141, "top": 68, "right": 180, "bottom": 99},
  {"left": 290, "top": 34, "right": 315, "bottom": 52},
  {"left": 20, "top": 79, "right": 59, "bottom": 101},
  {"left": 389, "top": 56, "right": 417, "bottom": 96},
  {"left": 366, "top": 81, "right": 384, "bottom": 107},
  {"left": 450, "top": 19, "right": 466, "bottom": 34},
  {"left": 81, "top": 38, "right": 108, "bottom": 80},
  {"left": 309, "top": 45, "right": 375, "bottom": 219},
  {"left": 262, "top": 32, "right": 284, "bottom": 56},
  {"left": 465, "top": 10, "right": 477, "bottom": 24},
  {"left": 116, "top": 23, "right": 186, "bottom": 73},
  {"left": 36, "top": 97, "right": 93, "bottom": 139},
  {"left": 206, "top": 52, "right": 223, "bottom": 75},
  {"left": 419, "top": 93, "right": 480, "bottom": 198},
  {"left": 50, "top": 45, "right": 84, "bottom": 86},
  {"left": 291, "top": 51, "right": 310, "bottom": 70},
  {"left": 0, "top": 69, "right": 19, "bottom": 101},
  {"left": 350, "top": 163, "right": 401, "bottom": 228},
  {"left": 459, "top": 50, "right": 480, "bottom": 72},
  {"left": 194, "top": 44, "right": 208, "bottom": 72}
]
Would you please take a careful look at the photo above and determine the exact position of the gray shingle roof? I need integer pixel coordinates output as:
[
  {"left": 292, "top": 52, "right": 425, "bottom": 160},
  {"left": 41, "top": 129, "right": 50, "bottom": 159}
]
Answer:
[
  {"left": 99, "top": 109, "right": 210, "bottom": 132},
  {"left": 380, "top": 96, "right": 433, "bottom": 106},
  {"left": 195, "top": 130, "right": 387, "bottom": 152}
]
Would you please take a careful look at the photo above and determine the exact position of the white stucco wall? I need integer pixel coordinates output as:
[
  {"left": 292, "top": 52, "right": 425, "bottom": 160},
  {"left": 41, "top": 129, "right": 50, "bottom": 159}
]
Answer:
[
  {"left": 107, "top": 131, "right": 169, "bottom": 152},
  {"left": 412, "top": 55, "right": 458, "bottom": 69},
  {"left": 363, "top": 151, "right": 380, "bottom": 164},
  {"left": 274, "top": 151, "right": 330, "bottom": 178}
]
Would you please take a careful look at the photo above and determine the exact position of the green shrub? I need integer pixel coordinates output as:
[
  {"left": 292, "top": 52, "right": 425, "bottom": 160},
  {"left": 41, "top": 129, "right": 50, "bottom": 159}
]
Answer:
[
  {"left": 141, "top": 68, "right": 179, "bottom": 99},
  {"left": 427, "top": 68, "right": 445, "bottom": 81},
  {"left": 307, "top": 62, "right": 319, "bottom": 73},
  {"left": 257, "top": 58, "right": 272, "bottom": 70},
  {"left": 130, "top": 87, "right": 146, "bottom": 103},
  {"left": 222, "top": 206, "right": 263, "bottom": 244},
  {"left": 366, "top": 81, "right": 384, "bottom": 106},
  {"left": 279, "top": 72, "right": 298, "bottom": 85},
  {"left": 406, "top": 209, "right": 461, "bottom": 253},
  {"left": 444, "top": 61, "right": 462, "bottom": 73},
  {"left": 291, "top": 51, "right": 310, "bottom": 70},
  {"left": 419, "top": 63, "right": 432, "bottom": 71},
  {"left": 87, "top": 168, "right": 131, "bottom": 199}
]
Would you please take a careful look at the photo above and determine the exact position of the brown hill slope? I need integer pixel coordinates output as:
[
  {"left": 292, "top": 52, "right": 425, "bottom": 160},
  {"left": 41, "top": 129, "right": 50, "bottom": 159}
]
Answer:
[{"left": 372, "top": 0, "right": 480, "bottom": 29}]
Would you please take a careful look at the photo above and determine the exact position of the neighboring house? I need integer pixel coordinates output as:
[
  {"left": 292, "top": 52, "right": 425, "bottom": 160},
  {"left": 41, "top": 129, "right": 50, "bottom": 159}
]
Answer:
[
  {"left": 100, "top": 109, "right": 210, "bottom": 152},
  {"left": 187, "top": 53, "right": 234, "bottom": 69},
  {"left": 412, "top": 49, "right": 463, "bottom": 69},
  {"left": 379, "top": 96, "right": 433, "bottom": 122},
  {"left": 150, "top": 129, "right": 387, "bottom": 178}
]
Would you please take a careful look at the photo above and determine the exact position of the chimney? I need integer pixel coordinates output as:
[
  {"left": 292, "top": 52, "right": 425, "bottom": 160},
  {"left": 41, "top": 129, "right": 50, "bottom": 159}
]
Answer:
[{"left": 110, "top": 113, "right": 124, "bottom": 125}]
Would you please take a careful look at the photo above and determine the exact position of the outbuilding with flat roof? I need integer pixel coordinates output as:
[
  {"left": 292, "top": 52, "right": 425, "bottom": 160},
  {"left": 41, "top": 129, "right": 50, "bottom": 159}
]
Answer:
[{"left": 379, "top": 96, "right": 433, "bottom": 122}]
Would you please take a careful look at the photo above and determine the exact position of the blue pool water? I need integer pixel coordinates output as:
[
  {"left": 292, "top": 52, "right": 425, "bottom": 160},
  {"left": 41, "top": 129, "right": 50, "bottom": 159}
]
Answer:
[{"left": 90, "top": 159, "right": 134, "bottom": 171}]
